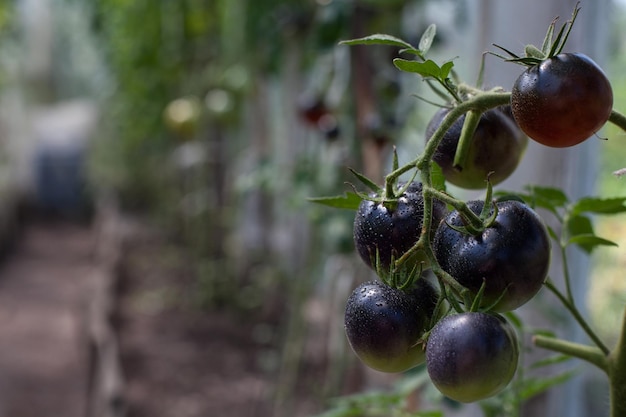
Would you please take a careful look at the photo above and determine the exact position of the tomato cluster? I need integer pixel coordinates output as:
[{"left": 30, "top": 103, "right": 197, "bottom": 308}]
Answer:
[
  {"left": 345, "top": 185, "right": 547, "bottom": 401},
  {"left": 337, "top": 7, "right": 615, "bottom": 405}
]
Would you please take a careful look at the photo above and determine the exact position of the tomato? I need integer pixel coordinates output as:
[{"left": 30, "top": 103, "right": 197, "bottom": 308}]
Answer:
[
  {"left": 425, "top": 106, "right": 527, "bottom": 189},
  {"left": 297, "top": 93, "right": 329, "bottom": 126},
  {"left": 511, "top": 53, "right": 613, "bottom": 148},
  {"left": 426, "top": 312, "right": 519, "bottom": 403},
  {"left": 432, "top": 199, "right": 550, "bottom": 311},
  {"left": 353, "top": 182, "right": 446, "bottom": 272},
  {"left": 344, "top": 279, "right": 438, "bottom": 373},
  {"left": 163, "top": 96, "right": 202, "bottom": 140}
]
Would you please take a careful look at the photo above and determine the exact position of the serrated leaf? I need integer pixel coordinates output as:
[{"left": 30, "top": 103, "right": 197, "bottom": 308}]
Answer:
[
  {"left": 418, "top": 24, "right": 437, "bottom": 55},
  {"left": 526, "top": 185, "right": 569, "bottom": 206},
  {"left": 567, "top": 234, "right": 618, "bottom": 253},
  {"left": 308, "top": 192, "right": 362, "bottom": 210},
  {"left": 570, "top": 196, "right": 626, "bottom": 215},
  {"left": 393, "top": 58, "right": 443, "bottom": 78},
  {"left": 523, "top": 185, "right": 569, "bottom": 214},
  {"left": 339, "top": 33, "right": 415, "bottom": 50}
]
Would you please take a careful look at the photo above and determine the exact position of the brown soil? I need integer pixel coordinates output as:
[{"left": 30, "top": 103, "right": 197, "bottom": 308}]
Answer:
[
  {"left": 114, "top": 223, "right": 278, "bottom": 417},
  {"left": 0, "top": 215, "right": 356, "bottom": 417}
]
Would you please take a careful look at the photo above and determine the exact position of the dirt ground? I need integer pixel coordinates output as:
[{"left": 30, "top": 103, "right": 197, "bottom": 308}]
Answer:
[
  {"left": 114, "top": 222, "right": 280, "bottom": 417},
  {"left": 0, "top": 215, "right": 337, "bottom": 417},
  {"left": 0, "top": 219, "right": 94, "bottom": 417}
]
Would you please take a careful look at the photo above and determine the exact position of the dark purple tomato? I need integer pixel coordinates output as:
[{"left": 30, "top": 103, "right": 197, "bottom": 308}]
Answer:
[
  {"left": 344, "top": 279, "right": 439, "bottom": 373},
  {"left": 432, "top": 199, "right": 550, "bottom": 311},
  {"left": 425, "top": 106, "right": 527, "bottom": 189},
  {"left": 353, "top": 182, "right": 446, "bottom": 272},
  {"left": 426, "top": 312, "right": 519, "bottom": 402},
  {"left": 511, "top": 53, "right": 613, "bottom": 148}
]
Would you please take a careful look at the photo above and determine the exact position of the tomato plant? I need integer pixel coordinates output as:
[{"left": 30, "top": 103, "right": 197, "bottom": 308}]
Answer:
[
  {"left": 426, "top": 106, "right": 527, "bottom": 189},
  {"left": 311, "top": 4, "right": 626, "bottom": 417}
]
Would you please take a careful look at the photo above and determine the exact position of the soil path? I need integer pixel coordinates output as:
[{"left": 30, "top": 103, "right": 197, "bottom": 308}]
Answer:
[{"left": 0, "top": 220, "right": 95, "bottom": 417}]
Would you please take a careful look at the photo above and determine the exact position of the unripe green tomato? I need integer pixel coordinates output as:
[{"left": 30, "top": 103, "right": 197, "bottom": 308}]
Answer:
[{"left": 163, "top": 96, "right": 202, "bottom": 140}]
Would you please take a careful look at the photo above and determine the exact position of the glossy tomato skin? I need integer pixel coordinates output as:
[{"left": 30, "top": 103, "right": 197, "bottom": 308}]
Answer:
[
  {"left": 433, "top": 200, "right": 550, "bottom": 311},
  {"left": 425, "top": 106, "right": 527, "bottom": 189},
  {"left": 344, "top": 279, "right": 438, "bottom": 373},
  {"left": 511, "top": 53, "right": 613, "bottom": 148},
  {"left": 426, "top": 312, "right": 519, "bottom": 403},
  {"left": 353, "top": 182, "right": 446, "bottom": 271}
]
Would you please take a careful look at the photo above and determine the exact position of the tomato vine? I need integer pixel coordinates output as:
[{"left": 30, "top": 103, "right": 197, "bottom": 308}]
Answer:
[{"left": 312, "top": 4, "right": 626, "bottom": 416}]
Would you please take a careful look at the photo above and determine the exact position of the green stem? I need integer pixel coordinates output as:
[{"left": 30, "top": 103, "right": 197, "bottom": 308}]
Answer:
[
  {"left": 559, "top": 243, "right": 576, "bottom": 308},
  {"left": 417, "top": 91, "right": 510, "bottom": 169},
  {"left": 544, "top": 280, "right": 610, "bottom": 355},
  {"left": 608, "top": 109, "right": 626, "bottom": 133},
  {"left": 453, "top": 109, "right": 481, "bottom": 171},
  {"left": 426, "top": 188, "right": 484, "bottom": 232},
  {"left": 533, "top": 335, "right": 608, "bottom": 372},
  {"left": 608, "top": 306, "right": 626, "bottom": 417}
]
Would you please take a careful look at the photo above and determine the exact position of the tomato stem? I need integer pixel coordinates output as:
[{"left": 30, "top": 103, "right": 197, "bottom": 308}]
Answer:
[
  {"left": 532, "top": 334, "right": 608, "bottom": 372},
  {"left": 608, "top": 306, "right": 626, "bottom": 417},
  {"left": 452, "top": 109, "right": 481, "bottom": 172},
  {"left": 417, "top": 91, "right": 510, "bottom": 170},
  {"left": 608, "top": 109, "right": 626, "bottom": 134},
  {"left": 544, "top": 280, "right": 610, "bottom": 355}
]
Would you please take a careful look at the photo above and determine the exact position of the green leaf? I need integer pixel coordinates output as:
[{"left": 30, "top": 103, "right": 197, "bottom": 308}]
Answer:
[
  {"left": 503, "top": 311, "right": 523, "bottom": 329},
  {"left": 440, "top": 60, "right": 455, "bottom": 79},
  {"left": 567, "top": 234, "right": 618, "bottom": 253},
  {"left": 522, "top": 185, "right": 569, "bottom": 214},
  {"left": 547, "top": 225, "right": 559, "bottom": 242},
  {"left": 533, "top": 328, "right": 557, "bottom": 338},
  {"left": 412, "top": 412, "right": 444, "bottom": 417},
  {"left": 339, "top": 33, "right": 415, "bottom": 50},
  {"left": 518, "top": 370, "right": 577, "bottom": 401},
  {"left": 530, "top": 354, "right": 572, "bottom": 369},
  {"left": 430, "top": 162, "right": 446, "bottom": 192},
  {"left": 393, "top": 58, "right": 444, "bottom": 78},
  {"left": 541, "top": 18, "right": 556, "bottom": 55},
  {"left": 566, "top": 214, "right": 594, "bottom": 239},
  {"left": 308, "top": 192, "right": 362, "bottom": 210},
  {"left": 418, "top": 24, "right": 437, "bottom": 55},
  {"left": 570, "top": 196, "right": 626, "bottom": 215},
  {"left": 349, "top": 168, "right": 382, "bottom": 194},
  {"left": 524, "top": 44, "right": 545, "bottom": 59}
]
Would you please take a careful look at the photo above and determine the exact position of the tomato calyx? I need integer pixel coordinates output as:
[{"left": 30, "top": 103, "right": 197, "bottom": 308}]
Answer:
[
  {"left": 491, "top": 2, "right": 580, "bottom": 66},
  {"left": 443, "top": 177, "right": 499, "bottom": 236}
]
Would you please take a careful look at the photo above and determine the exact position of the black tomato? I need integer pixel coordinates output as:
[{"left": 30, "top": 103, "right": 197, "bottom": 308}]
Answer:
[
  {"left": 353, "top": 182, "right": 446, "bottom": 271},
  {"left": 511, "top": 53, "right": 613, "bottom": 148},
  {"left": 425, "top": 106, "right": 527, "bottom": 189},
  {"left": 432, "top": 200, "right": 550, "bottom": 311},
  {"left": 344, "top": 279, "right": 439, "bottom": 373},
  {"left": 425, "top": 312, "right": 519, "bottom": 403}
]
